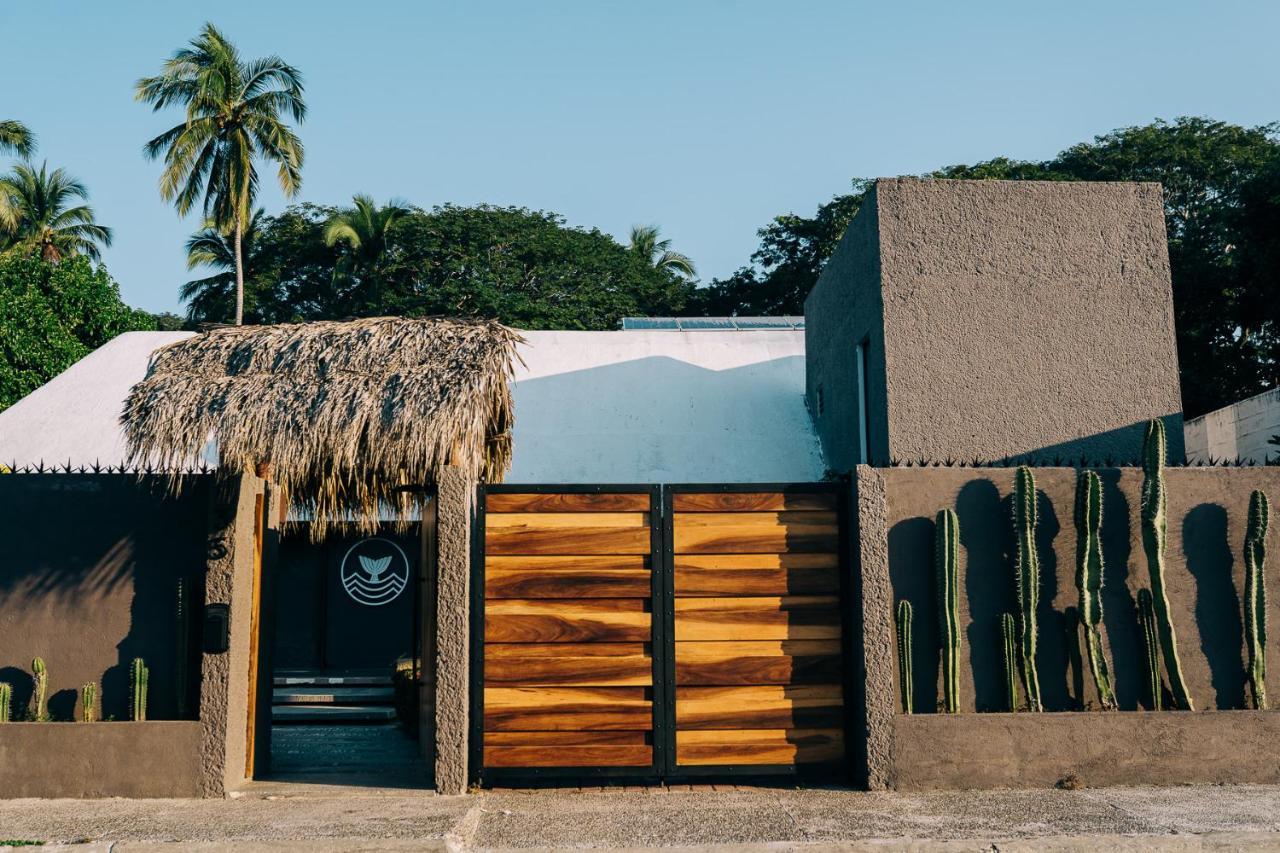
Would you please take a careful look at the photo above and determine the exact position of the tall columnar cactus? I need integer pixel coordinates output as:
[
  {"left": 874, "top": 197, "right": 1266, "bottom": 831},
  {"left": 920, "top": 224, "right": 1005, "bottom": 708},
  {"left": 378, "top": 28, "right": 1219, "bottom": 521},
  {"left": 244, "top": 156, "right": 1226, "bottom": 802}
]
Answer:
[
  {"left": 81, "top": 682, "right": 98, "bottom": 723},
  {"left": 1140, "top": 418, "right": 1193, "bottom": 710},
  {"left": 1074, "top": 470, "right": 1117, "bottom": 709},
  {"left": 935, "top": 508, "right": 961, "bottom": 713},
  {"left": 0, "top": 682, "right": 10, "bottom": 723},
  {"left": 31, "top": 657, "right": 49, "bottom": 722},
  {"left": 1001, "top": 612, "right": 1019, "bottom": 712},
  {"left": 1137, "top": 588, "right": 1162, "bottom": 710},
  {"left": 1245, "top": 489, "right": 1270, "bottom": 710},
  {"left": 131, "top": 658, "right": 149, "bottom": 722},
  {"left": 896, "top": 600, "right": 914, "bottom": 714},
  {"left": 175, "top": 577, "right": 189, "bottom": 718},
  {"left": 1013, "top": 466, "right": 1043, "bottom": 711}
]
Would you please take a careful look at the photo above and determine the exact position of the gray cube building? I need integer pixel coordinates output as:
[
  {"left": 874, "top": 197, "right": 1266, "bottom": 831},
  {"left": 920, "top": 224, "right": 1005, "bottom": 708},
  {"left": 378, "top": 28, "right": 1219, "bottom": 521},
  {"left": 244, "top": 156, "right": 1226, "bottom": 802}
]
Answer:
[{"left": 805, "top": 177, "right": 1185, "bottom": 470}]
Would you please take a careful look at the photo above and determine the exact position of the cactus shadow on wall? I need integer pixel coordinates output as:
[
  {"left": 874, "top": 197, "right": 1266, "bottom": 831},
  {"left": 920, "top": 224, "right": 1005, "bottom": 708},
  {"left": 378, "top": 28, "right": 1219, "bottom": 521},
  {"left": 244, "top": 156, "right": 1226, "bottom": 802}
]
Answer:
[
  {"left": 1096, "top": 471, "right": 1143, "bottom": 710},
  {"left": 0, "top": 667, "right": 33, "bottom": 719},
  {"left": 48, "top": 687, "right": 77, "bottom": 721},
  {"left": 888, "top": 516, "right": 939, "bottom": 713},
  {"left": 1182, "top": 503, "right": 1246, "bottom": 709},
  {"left": 1028, "top": 491, "right": 1072, "bottom": 711},
  {"left": 957, "top": 478, "right": 1014, "bottom": 712}
]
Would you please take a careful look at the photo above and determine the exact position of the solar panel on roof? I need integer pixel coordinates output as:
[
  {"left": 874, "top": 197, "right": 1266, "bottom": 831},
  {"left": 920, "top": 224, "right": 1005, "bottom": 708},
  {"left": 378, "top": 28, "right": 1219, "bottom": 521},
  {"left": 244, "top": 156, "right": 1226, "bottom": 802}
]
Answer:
[{"left": 620, "top": 316, "right": 805, "bottom": 330}]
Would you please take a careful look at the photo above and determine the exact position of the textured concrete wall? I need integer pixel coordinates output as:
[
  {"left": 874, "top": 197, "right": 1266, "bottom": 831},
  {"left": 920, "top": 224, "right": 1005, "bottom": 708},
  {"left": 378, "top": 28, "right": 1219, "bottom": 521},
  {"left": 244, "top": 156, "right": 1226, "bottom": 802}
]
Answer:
[
  {"left": 892, "top": 711, "right": 1280, "bottom": 790},
  {"left": 434, "top": 467, "right": 472, "bottom": 795},
  {"left": 198, "top": 473, "right": 264, "bottom": 797},
  {"left": 883, "top": 466, "right": 1280, "bottom": 715},
  {"left": 1184, "top": 386, "right": 1280, "bottom": 464},
  {"left": 805, "top": 190, "right": 889, "bottom": 471},
  {"left": 852, "top": 466, "right": 894, "bottom": 790},
  {"left": 807, "top": 179, "right": 1185, "bottom": 470},
  {"left": 0, "top": 721, "right": 203, "bottom": 798},
  {"left": 0, "top": 475, "right": 209, "bottom": 723}
]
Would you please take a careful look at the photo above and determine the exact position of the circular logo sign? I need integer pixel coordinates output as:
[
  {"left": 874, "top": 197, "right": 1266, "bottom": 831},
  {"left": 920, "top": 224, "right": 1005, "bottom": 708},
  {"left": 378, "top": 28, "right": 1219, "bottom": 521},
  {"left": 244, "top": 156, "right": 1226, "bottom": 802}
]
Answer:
[{"left": 340, "top": 537, "right": 410, "bottom": 606}]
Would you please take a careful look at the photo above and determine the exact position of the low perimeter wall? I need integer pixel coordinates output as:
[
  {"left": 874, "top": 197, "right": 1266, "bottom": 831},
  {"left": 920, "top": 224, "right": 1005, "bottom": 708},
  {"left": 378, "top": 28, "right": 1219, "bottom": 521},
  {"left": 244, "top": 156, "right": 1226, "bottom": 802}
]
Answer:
[
  {"left": 892, "top": 711, "right": 1280, "bottom": 790},
  {"left": 0, "top": 721, "right": 202, "bottom": 797}
]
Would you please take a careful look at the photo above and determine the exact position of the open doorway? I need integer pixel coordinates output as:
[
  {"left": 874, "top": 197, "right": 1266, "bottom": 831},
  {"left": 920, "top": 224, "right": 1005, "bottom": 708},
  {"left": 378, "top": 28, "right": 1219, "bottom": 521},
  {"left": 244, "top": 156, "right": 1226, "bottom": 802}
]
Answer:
[{"left": 266, "top": 513, "right": 431, "bottom": 786}]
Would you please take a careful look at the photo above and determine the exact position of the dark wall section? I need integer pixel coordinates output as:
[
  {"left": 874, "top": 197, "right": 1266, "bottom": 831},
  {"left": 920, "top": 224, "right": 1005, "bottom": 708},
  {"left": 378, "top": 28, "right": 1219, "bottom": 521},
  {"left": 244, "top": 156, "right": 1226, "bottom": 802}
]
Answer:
[
  {"left": 0, "top": 475, "right": 210, "bottom": 721},
  {"left": 883, "top": 467, "right": 1280, "bottom": 714}
]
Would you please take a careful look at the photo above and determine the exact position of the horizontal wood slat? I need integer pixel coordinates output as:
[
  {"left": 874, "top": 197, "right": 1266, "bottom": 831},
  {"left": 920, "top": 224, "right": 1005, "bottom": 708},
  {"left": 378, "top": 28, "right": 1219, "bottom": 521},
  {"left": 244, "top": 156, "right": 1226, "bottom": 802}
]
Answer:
[
  {"left": 675, "top": 729, "right": 843, "bottom": 765},
  {"left": 675, "top": 640, "right": 841, "bottom": 685},
  {"left": 484, "top": 687, "right": 653, "bottom": 731},
  {"left": 486, "top": 525, "right": 651, "bottom": 556},
  {"left": 486, "top": 599, "right": 651, "bottom": 643},
  {"left": 674, "top": 512, "right": 839, "bottom": 554},
  {"left": 483, "top": 730, "right": 649, "bottom": 745},
  {"left": 487, "top": 567, "right": 651, "bottom": 599},
  {"left": 486, "top": 492, "right": 652, "bottom": 513},
  {"left": 674, "top": 566, "right": 837, "bottom": 596},
  {"left": 486, "top": 512, "right": 650, "bottom": 528},
  {"left": 486, "top": 643, "right": 652, "bottom": 686},
  {"left": 674, "top": 553, "right": 839, "bottom": 570},
  {"left": 675, "top": 685, "right": 843, "bottom": 730},
  {"left": 674, "top": 596, "right": 841, "bottom": 641},
  {"left": 484, "top": 745, "right": 652, "bottom": 767},
  {"left": 673, "top": 492, "right": 837, "bottom": 512}
]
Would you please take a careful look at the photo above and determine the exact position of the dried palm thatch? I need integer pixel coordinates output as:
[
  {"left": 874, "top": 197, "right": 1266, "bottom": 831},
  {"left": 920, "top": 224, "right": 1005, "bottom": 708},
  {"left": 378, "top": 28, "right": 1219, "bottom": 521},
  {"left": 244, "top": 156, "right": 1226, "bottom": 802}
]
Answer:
[{"left": 121, "top": 317, "right": 522, "bottom": 539}]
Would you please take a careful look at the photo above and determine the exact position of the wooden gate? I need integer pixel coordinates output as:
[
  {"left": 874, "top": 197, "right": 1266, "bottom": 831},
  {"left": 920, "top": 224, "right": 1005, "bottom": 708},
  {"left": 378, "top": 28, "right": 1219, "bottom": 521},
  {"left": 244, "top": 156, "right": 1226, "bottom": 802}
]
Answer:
[{"left": 472, "top": 484, "right": 847, "bottom": 784}]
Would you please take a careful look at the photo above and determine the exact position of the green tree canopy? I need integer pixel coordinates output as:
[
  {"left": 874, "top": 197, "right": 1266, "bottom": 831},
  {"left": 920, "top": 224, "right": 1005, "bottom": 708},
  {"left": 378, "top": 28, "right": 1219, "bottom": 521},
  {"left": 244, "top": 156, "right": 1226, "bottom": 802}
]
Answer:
[
  {"left": 0, "top": 255, "right": 153, "bottom": 409},
  {"left": 0, "top": 162, "right": 113, "bottom": 262},
  {"left": 183, "top": 202, "right": 698, "bottom": 329}
]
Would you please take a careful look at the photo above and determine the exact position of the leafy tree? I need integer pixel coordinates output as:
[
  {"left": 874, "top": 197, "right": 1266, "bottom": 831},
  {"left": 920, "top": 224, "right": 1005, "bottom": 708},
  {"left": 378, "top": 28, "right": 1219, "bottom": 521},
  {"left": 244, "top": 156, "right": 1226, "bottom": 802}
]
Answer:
[
  {"left": 0, "top": 255, "right": 153, "bottom": 409},
  {"left": 0, "top": 162, "right": 112, "bottom": 261},
  {"left": 323, "top": 195, "right": 410, "bottom": 314},
  {"left": 628, "top": 225, "right": 696, "bottom": 278},
  {"left": 181, "top": 209, "right": 265, "bottom": 324},
  {"left": 699, "top": 180, "right": 869, "bottom": 315},
  {"left": 136, "top": 22, "right": 306, "bottom": 326},
  {"left": 0, "top": 120, "right": 34, "bottom": 158}
]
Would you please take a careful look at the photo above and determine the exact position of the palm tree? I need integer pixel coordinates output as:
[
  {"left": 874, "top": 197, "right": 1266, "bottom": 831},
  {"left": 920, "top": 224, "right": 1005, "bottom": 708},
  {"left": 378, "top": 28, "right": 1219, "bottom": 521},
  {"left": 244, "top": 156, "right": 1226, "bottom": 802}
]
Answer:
[
  {"left": 323, "top": 194, "right": 408, "bottom": 313},
  {"left": 181, "top": 208, "right": 265, "bottom": 322},
  {"left": 0, "top": 121, "right": 35, "bottom": 158},
  {"left": 0, "top": 162, "right": 112, "bottom": 262},
  {"left": 628, "top": 224, "right": 696, "bottom": 278},
  {"left": 135, "top": 22, "right": 305, "bottom": 325}
]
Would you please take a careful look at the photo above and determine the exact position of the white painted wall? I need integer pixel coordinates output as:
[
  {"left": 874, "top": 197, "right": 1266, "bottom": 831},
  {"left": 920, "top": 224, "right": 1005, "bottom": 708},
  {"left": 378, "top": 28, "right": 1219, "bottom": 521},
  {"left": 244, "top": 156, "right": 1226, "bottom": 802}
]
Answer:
[{"left": 1184, "top": 386, "right": 1280, "bottom": 464}]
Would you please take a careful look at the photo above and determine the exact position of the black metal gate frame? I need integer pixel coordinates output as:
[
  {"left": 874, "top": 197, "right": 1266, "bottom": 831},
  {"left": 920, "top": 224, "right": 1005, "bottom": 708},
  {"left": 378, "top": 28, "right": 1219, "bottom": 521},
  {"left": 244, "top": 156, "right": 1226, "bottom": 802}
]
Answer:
[{"left": 470, "top": 482, "right": 852, "bottom": 787}]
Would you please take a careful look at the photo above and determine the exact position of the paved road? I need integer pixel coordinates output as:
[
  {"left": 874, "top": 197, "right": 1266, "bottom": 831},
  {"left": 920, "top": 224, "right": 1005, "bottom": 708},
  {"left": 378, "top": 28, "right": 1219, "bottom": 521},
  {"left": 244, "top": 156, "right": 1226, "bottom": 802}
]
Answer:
[{"left": 3, "top": 781, "right": 1280, "bottom": 850}]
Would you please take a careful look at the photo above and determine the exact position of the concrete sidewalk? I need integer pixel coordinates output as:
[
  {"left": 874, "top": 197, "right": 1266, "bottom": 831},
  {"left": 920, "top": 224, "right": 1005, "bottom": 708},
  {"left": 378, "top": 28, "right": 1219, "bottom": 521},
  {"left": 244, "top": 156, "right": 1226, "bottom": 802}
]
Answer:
[{"left": 3, "top": 781, "right": 1280, "bottom": 850}]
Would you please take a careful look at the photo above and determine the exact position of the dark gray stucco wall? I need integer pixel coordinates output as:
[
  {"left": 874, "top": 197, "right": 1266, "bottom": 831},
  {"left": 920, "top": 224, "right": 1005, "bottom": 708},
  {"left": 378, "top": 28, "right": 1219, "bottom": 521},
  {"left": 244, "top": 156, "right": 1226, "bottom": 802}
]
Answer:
[
  {"left": 0, "top": 475, "right": 210, "bottom": 723},
  {"left": 807, "top": 179, "right": 1185, "bottom": 469},
  {"left": 804, "top": 189, "right": 890, "bottom": 472}
]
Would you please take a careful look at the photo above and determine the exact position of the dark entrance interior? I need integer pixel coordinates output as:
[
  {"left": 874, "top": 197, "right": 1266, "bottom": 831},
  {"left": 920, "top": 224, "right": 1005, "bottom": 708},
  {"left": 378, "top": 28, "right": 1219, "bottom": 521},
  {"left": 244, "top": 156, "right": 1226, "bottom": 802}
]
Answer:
[{"left": 267, "top": 520, "right": 430, "bottom": 785}]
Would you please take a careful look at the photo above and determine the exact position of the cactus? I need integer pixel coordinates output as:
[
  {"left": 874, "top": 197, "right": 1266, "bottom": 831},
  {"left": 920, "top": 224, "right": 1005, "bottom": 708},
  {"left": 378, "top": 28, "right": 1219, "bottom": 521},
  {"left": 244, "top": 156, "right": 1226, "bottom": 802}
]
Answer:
[
  {"left": 1001, "top": 612, "right": 1019, "bottom": 712},
  {"left": 1140, "top": 418, "right": 1193, "bottom": 710},
  {"left": 81, "top": 682, "right": 98, "bottom": 723},
  {"left": 31, "top": 657, "right": 49, "bottom": 721},
  {"left": 1013, "top": 466, "right": 1043, "bottom": 711},
  {"left": 0, "top": 682, "right": 10, "bottom": 723},
  {"left": 1245, "top": 489, "right": 1270, "bottom": 710},
  {"left": 1074, "top": 470, "right": 1117, "bottom": 709},
  {"left": 935, "top": 508, "right": 961, "bottom": 713},
  {"left": 131, "top": 658, "right": 149, "bottom": 722},
  {"left": 1137, "top": 588, "right": 1162, "bottom": 710},
  {"left": 175, "top": 577, "right": 189, "bottom": 718},
  {"left": 896, "top": 600, "right": 914, "bottom": 714}
]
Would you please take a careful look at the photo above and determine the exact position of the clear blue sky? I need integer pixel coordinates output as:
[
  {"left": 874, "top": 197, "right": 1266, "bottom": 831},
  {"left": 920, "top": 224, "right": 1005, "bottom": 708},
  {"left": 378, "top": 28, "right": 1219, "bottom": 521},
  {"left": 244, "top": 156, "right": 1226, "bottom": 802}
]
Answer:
[{"left": 3, "top": 1, "right": 1277, "bottom": 313}]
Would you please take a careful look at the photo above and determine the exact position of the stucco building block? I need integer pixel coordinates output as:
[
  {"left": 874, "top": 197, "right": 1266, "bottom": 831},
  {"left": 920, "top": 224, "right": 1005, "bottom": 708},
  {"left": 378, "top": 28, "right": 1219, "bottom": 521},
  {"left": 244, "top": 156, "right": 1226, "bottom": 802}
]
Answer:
[
  {"left": 0, "top": 722, "right": 203, "bottom": 798},
  {"left": 892, "top": 711, "right": 1280, "bottom": 790},
  {"left": 806, "top": 179, "right": 1185, "bottom": 468},
  {"left": 434, "top": 467, "right": 472, "bottom": 795}
]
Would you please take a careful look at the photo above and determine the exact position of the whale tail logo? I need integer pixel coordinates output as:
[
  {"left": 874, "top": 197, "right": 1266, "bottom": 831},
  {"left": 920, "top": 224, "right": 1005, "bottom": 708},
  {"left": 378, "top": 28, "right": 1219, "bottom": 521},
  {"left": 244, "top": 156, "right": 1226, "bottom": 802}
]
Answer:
[{"left": 359, "top": 555, "right": 393, "bottom": 582}]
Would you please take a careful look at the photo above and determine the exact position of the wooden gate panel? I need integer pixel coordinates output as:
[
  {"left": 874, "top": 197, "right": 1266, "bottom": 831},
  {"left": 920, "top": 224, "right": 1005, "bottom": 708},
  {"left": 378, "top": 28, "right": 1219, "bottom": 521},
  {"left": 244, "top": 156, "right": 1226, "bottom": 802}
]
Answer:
[
  {"left": 480, "top": 489, "right": 658, "bottom": 772},
  {"left": 670, "top": 488, "right": 845, "bottom": 769}
]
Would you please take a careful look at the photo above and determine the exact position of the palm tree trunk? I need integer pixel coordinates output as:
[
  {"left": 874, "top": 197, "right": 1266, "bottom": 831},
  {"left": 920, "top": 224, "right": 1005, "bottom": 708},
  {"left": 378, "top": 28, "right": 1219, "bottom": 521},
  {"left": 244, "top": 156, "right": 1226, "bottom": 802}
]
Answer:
[{"left": 233, "top": 218, "right": 245, "bottom": 326}]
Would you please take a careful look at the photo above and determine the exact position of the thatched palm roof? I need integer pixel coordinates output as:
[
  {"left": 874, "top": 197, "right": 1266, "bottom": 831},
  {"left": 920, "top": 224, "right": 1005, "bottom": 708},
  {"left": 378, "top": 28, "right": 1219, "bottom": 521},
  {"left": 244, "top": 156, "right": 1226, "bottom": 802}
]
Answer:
[{"left": 121, "top": 317, "right": 522, "bottom": 537}]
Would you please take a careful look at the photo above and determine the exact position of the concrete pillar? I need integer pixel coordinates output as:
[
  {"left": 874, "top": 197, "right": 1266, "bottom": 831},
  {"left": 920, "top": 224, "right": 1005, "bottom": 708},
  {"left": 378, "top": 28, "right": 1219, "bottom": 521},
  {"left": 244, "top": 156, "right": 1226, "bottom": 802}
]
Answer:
[
  {"left": 434, "top": 467, "right": 473, "bottom": 794},
  {"left": 854, "top": 465, "right": 894, "bottom": 790},
  {"left": 197, "top": 473, "right": 263, "bottom": 797}
]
